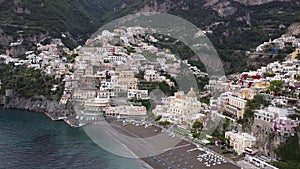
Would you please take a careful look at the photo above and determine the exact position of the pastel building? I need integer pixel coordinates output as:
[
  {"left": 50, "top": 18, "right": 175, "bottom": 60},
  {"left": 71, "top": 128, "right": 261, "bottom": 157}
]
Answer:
[
  {"left": 255, "top": 106, "right": 295, "bottom": 124},
  {"left": 241, "top": 88, "right": 257, "bottom": 100},
  {"left": 272, "top": 117, "right": 299, "bottom": 134},
  {"left": 166, "top": 88, "right": 203, "bottom": 125},
  {"left": 127, "top": 89, "right": 149, "bottom": 100},
  {"left": 104, "top": 106, "right": 147, "bottom": 117},
  {"left": 117, "top": 70, "right": 139, "bottom": 90},
  {"left": 291, "top": 48, "right": 300, "bottom": 59},
  {"left": 224, "top": 94, "right": 247, "bottom": 119},
  {"left": 225, "top": 131, "right": 256, "bottom": 155},
  {"left": 144, "top": 69, "right": 160, "bottom": 82},
  {"left": 84, "top": 97, "right": 111, "bottom": 112},
  {"left": 255, "top": 109, "right": 276, "bottom": 123},
  {"left": 73, "top": 90, "right": 96, "bottom": 100}
]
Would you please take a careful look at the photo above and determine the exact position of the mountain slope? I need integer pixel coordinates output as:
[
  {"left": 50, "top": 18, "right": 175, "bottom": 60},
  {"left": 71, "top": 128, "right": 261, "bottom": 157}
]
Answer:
[
  {"left": 164, "top": 0, "right": 300, "bottom": 72},
  {"left": 0, "top": 0, "right": 299, "bottom": 72}
]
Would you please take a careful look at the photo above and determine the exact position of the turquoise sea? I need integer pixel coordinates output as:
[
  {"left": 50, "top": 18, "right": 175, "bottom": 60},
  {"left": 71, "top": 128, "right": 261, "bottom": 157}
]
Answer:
[{"left": 0, "top": 108, "right": 145, "bottom": 169}]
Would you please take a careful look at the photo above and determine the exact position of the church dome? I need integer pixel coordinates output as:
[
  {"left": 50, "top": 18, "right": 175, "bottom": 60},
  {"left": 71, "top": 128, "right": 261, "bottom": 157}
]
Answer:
[{"left": 187, "top": 87, "right": 197, "bottom": 98}]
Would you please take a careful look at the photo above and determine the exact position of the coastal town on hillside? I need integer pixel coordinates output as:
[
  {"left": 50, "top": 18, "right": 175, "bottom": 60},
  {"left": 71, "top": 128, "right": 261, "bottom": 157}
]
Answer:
[{"left": 1, "top": 26, "right": 300, "bottom": 169}]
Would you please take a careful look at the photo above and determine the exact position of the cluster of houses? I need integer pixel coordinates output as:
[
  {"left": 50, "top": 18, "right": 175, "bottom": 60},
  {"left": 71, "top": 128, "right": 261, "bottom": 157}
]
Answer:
[
  {"left": 255, "top": 35, "right": 300, "bottom": 54},
  {"left": 71, "top": 27, "right": 207, "bottom": 120},
  {"left": 151, "top": 35, "right": 300, "bottom": 162},
  {"left": 203, "top": 36, "right": 300, "bottom": 160},
  {"left": 5, "top": 38, "right": 75, "bottom": 76},
  {"left": 1, "top": 24, "right": 299, "bottom": 166},
  {"left": 153, "top": 88, "right": 206, "bottom": 127},
  {"left": 76, "top": 28, "right": 300, "bottom": 161},
  {"left": 1, "top": 38, "right": 76, "bottom": 104}
]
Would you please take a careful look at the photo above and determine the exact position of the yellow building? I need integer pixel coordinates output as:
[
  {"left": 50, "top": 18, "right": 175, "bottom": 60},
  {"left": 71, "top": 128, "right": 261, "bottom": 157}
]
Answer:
[
  {"left": 241, "top": 88, "right": 257, "bottom": 100},
  {"left": 291, "top": 48, "right": 300, "bottom": 59},
  {"left": 117, "top": 70, "right": 139, "bottom": 90},
  {"left": 225, "top": 94, "right": 247, "bottom": 119},
  {"left": 252, "top": 81, "right": 270, "bottom": 90}
]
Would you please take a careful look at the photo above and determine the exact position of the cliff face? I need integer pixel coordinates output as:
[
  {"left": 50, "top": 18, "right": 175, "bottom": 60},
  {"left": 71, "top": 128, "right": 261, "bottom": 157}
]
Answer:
[
  {"left": 204, "top": 0, "right": 292, "bottom": 17},
  {"left": 0, "top": 28, "right": 13, "bottom": 47},
  {"left": 3, "top": 96, "right": 74, "bottom": 120},
  {"left": 233, "top": 0, "right": 291, "bottom": 5},
  {"left": 286, "top": 23, "right": 300, "bottom": 36},
  {"left": 136, "top": 0, "right": 171, "bottom": 13},
  {"left": 0, "top": 0, "right": 298, "bottom": 72},
  {"left": 252, "top": 120, "right": 282, "bottom": 158}
]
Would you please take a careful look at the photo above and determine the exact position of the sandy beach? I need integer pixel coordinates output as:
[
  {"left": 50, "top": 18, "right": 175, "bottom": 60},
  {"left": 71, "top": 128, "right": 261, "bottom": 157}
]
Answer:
[{"left": 105, "top": 118, "right": 241, "bottom": 169}]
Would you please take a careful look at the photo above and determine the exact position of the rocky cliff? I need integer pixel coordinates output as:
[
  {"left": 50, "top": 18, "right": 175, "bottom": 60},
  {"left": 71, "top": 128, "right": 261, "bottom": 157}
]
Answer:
[
  {"left": 286, "top": 22, "right": 300, "bottom": 36},
  {"left": 252, "top": 120, "right": 282, "bottom": 158},
  {"left": 234, "top": 0, "right": 291, "bottom": 6},
  {"left": 3, "top": 96, "right": 76, "bottom": 123}
]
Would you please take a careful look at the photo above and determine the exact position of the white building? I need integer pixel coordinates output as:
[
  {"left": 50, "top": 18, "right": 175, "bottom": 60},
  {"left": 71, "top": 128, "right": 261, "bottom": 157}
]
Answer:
[
  {"left": 225, "top": 131, "right": 256, "bottom": 155},
  {"left": 127, "top": 89, "right": 149, "bottom": 100},
  {"left": 84, "top": 97, "right": 111, "bottom": 112},
  {"left": 144, "top": 69, "right": 160, "bottom": 82},
  {"left": 104, "top": 105, "right": 147, "bottom": 117},
  {"left": 255, "top": 109, "right": 276, "bottom": 123},
  {"left": 154, "top": 88, "right": 203, "bottom": 125}
]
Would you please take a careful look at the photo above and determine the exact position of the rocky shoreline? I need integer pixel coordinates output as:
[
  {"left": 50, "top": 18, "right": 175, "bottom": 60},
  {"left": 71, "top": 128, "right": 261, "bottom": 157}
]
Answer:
[{"left": 1, "top": 96, "right": 80, "bottom": 127}]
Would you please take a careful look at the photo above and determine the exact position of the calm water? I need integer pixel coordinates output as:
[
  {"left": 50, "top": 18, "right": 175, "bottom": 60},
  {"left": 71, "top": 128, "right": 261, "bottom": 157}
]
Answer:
[{"left": 0, "top": 108, "right": 145, "bottom": 169}]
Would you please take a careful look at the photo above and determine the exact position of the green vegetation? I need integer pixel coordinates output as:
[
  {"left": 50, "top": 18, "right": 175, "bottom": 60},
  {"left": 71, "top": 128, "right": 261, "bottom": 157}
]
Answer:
[
  {"left": 197, "top": 77, "right": 209, "bottom": 91},
  {"left": 141, "top": 100, "right": 151, "bottom": 111},
  {"left": 265, "top": 73, "right": 276, "bottom": 77},
  {"left": 296, "top": 53, "right": 300, "bottom": 60},
  {"left": 238, "top": 95, "right": 269, "bottom": 129},
  {"left": 1, "top": 0, "right": 299, "bottom": 72},
  {"left": 0, "top": 0, "right": 148, "bottom": 51},
  {"left": 247, "top": 94, "right": 269, "bottom": 109},
  {"left": 295, "top": 75, "right": 300, "bottom": 81},
  {"left": 138, "top": 80, "right": 177, "bottom": 97},
  {"left": 200, "top": 98, "right": 210, "bottom": 104},
  {"left": 190, "top": 121, "right": 203, "bottom": 139},
  {"left": 62, "top": 37, "right": 78, "bottom": 50},
  {"left": 129, "top": 98, "right": 152, "bottom": 111},
  {"left": 274, "top": 127, "right": 300, "bottom": 169},
  {"left": 154, "top": 115, "right": 162, "bottom": 121},
  {"left": 159, "top": 120, "right": 171, "bottom": 126},
  {"left": 135, "top": 71, "right": 145, "bottom": 80},
  {"left": 269, "top": 80, "right": 284, "bottom": 95},
  {"left": 169, "top": 0, "right": 300, "bottom": 73},
  {"left": 124, "top": 46, "right": 136, "bottom": 54},
  {"left": 66, "top": 54, "right": 79, "bottom": 63},
  {"left": 40, "top": 38, "right": 52, "bottom": 46},
  {"left": 174, "top": 127, "right": 189, "bottom": 136},
  {"left": 237, "top": 109, "right": 254, "bottom": 129},
  {"left": 223, "top": 118, "right": 231, "bottom": 132},
  {"left": 0, "top": 64, "right": 64, "bottom": 100}
]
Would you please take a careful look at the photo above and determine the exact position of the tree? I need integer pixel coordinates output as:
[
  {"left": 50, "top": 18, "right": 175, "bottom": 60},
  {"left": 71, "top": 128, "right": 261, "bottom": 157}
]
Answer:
[
  {"left": 159, "top": 120, "right": 171, "bottom": 126},
  {"left": 192, "top": 121, "right": 203, "bottom": 129},
  {"left": 246, "top": 94, "right": 270, "bottom": 110},
  {"left": 269, "top": 80, "right": 284, "bottom": 95},
  {"left": 191, "top": 121, "right": 203, "bottom": 139},
  {"left": 275, "top": 130, "right": 300, "bottom": 165},
  {"left": 295, "top": 75, "right": 300, "bottom": 81},
  {"left": 155, "top": 115, "right": 162, "bottom": 121},
  {"left": 296, "top": 53, "right": 300, "bottom": 60}
]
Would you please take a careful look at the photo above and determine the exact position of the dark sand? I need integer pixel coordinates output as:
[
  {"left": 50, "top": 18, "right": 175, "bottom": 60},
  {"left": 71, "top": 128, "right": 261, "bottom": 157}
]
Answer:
[
  {"left": 106, "top": 118, "right": 241, "bottom": 169},
  {"left": 142, "top": 140, "right": 240, "bottom": 169}
]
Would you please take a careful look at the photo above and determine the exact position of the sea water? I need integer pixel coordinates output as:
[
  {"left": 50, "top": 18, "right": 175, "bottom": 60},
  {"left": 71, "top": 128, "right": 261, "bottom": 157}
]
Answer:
[{"left": 0, "top": 108, "right": 145, "bottom": 169}]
